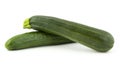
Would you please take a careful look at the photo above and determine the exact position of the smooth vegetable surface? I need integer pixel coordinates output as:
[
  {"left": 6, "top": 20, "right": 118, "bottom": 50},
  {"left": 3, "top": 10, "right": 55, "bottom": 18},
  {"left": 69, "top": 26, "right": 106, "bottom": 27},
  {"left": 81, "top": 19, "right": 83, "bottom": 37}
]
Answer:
[
  {"left": 5, "top": 31, "right": 73, "bottom": 50},
  {"left": 24, "top": 15, "right": 114, "bottom": 52}
]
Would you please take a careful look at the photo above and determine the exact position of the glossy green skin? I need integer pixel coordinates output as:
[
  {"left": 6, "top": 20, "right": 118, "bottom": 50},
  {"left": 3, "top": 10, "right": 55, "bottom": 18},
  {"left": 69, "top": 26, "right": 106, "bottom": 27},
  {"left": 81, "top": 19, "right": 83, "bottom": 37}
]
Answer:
[
  {"left": 5, "top": 31, "right": 73, "bottom": 50},
  {"left": 27, "top": 15, "right": 114, "bottom": 52}
]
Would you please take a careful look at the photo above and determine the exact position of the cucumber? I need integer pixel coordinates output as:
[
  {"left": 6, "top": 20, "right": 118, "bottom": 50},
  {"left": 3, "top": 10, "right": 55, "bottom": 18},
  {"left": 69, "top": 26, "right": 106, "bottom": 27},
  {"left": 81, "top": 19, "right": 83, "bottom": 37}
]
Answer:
[
  {"left": 5, "top": 31, "right": 73, "bottom": 50},
  {"left": 24, "top": 15, "right": 114, "bottom": 52}
]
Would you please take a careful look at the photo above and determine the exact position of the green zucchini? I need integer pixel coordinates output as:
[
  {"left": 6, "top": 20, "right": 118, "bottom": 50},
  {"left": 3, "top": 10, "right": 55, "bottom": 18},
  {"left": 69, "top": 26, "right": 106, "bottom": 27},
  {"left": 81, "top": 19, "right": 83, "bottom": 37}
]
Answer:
[
  {"left": 24, "top": 15, "right": 114, "bottom": 52},
  {"left": 5, "top": 31, "right": 73, "bottom": 50}
]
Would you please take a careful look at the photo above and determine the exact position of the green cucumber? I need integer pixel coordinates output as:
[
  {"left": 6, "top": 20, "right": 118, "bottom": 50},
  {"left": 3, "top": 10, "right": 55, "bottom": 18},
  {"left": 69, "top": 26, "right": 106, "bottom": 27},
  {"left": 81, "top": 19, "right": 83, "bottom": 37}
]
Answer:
[
  {"left": 24, "top": 15, "right": 114, "bottom": 52},
  {"left": 5, "top": 31, "right": 73, "bottom": 50}
]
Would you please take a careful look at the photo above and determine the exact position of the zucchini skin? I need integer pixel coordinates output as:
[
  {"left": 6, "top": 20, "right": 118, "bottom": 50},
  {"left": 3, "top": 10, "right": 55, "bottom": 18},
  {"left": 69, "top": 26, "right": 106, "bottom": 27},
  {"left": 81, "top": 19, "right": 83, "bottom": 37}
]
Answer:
[
  {"left": 5, "top": 31, "right": 73, "bottom": 50},
  {"left": 24, "top": 15, "right": 114, "bottom": 52}
]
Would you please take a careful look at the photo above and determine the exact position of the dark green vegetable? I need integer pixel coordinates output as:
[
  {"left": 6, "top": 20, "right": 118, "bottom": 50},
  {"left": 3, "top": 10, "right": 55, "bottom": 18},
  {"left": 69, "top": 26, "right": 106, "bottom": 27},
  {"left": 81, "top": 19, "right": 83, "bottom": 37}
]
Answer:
[
  {"left": 5, "top": 31, "right": 73, "bottom": 50},
  {"left": 24, "top": 15, "right": 114, "bottom": 52}
]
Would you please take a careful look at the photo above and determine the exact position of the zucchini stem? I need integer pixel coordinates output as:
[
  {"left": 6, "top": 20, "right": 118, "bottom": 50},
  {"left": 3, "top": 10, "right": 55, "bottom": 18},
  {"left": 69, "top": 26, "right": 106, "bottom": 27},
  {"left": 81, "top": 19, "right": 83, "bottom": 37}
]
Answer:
[{"left": 23, "top": 18, "right": 31, "bottom": 29}]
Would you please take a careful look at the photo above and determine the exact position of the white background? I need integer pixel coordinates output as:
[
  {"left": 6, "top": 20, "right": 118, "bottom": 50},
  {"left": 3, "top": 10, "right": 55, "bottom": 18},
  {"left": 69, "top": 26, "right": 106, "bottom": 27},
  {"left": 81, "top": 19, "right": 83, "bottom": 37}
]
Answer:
[{"left": 0, "top": 0, "right": 120, "bottom": 64}]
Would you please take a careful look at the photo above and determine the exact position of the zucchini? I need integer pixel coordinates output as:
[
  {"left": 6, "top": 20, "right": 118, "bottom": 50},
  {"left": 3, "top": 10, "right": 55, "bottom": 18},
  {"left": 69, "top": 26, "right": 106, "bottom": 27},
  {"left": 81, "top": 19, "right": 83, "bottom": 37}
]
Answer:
[
  {"left": 5, "top": 31, "right": 73, "bottom": 50},
  {"left": 24, "top": 15, "right": 114, "bottom": 52}
]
